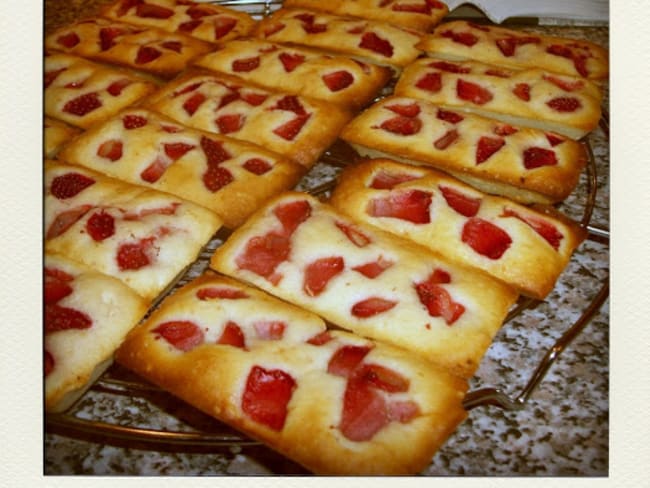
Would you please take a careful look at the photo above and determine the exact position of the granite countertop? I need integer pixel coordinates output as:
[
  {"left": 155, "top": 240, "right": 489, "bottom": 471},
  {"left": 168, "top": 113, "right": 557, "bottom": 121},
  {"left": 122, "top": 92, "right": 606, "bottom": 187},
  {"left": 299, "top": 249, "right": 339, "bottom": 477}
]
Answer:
[{"left": 43, "top": 0, "right": 610, "bottom": 476}]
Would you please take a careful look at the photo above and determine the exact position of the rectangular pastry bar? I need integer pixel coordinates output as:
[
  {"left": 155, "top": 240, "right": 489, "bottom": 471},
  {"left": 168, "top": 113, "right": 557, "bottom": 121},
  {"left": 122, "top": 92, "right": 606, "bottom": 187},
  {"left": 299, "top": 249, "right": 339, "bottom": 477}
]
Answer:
[
  {"left": 329, "top": 158, "right": 587, "bottom": 299},
  {"left": 44, "top": 117, "right": 81, "bottom": 158},
  {"left": 339, "top": 95, "right": 588, "bottom": 204},
  {"left": 115, "top": 271, "right": 468, "bottom": 475},
  {"left": 210, "top": 191, "right": 518, "bottom": 378}
]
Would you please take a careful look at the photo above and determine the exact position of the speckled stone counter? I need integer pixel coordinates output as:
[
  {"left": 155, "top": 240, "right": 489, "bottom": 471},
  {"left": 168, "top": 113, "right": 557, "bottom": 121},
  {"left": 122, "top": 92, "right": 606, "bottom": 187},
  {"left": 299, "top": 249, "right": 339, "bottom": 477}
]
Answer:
[{"left": 43, "top": 0, "right": 610, "bottom": 476}]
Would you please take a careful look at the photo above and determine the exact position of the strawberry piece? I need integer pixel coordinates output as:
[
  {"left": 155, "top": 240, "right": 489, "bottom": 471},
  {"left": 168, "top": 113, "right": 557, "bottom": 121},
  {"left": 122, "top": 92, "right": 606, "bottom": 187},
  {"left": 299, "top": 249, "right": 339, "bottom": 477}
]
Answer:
[
  {"left": 178, "top": 19, "right": 201, "bottom": 33},
  {"left": 279, "top": 52, "right": 305, "bottom": 72},
  {"left": 306, "top": 331, "right": 332, "bottom": 346},
  {"left": 512, "top": 83, "right": 531, "bottom": 101},
  {"left": 216, "top": 113, "right": 245, "bottom": 134},
  {"left": 135, "top": 46, "right": 162, "bottom": 64},
  {"left": 440, "top": 185, "right": 481, "bottom": 217},
  {"left": 46, "top": 206, "right": 92, "bottom": 239},
  {"left": 186, "top": 4, "right": 212, "bottom": 19},
  {"left": 543, "top": 74, "right": 585, "bottom": 92},
  {"left": 272, "top": 95, "right": 307, "bottom": 115},
  {"left": 501, "top": 208, "right": 563, "bottom": 250},
  {"left": 295, "top": 14, "right": 327, "bottom": 34},
  {"left": 99, "top": 27, "right": 124, "bottom": 51},
  {"left": 202, "top": 165, "right": 234, "bottom": 192},
  {"left": 236, "top": 232, "right": 291, "bottom": 284},
  {"left": 56, "top": 32, "right": 80, "bottom": 48},
  {"left": 217, "top": 321, "right": 246, "bottom": 349},
  {"left": 242, "top": 158, "right": 272, "bottom": 175},
  {"left": 44, "top": 278, "right": 73, "bottom": 305},
  {"left": 219, "top": 92, "right": 241, "bottom": 110},
  {"left": 44, "top": 350, "right": 55, "bottom": 377},
  {"left": 45, "top": 68, "right": 66, "bottom": 88},
  {"left": 173, "top": 81, "right": 204, "bottom": 97},
  {"left": 63, "top": 92, "right": 102, "bottom": 116},
  {"left": 441, "top": 29, "right": 478, "bottom": 46},
  {"left": 122, "top": 203, "right": 179, "bottom": 221},
  {"left": 476, "top": 136, "right": 505, "bottom": 164},
  {"left": 496, "top": 36, "right": 540, "bottom": 57},
  {"left": 107, "top": 78, "right": 132, "bottom": 96},
  {"left": 386, "top": 102, "right": 421, "bottom": 118},
  {"left": 355, "top": 363, "right": 409, "bottom": 393},
  {"left": 45, "top": 304, "right": 92, "bottom": 333},
  {"left": 388, "top": 400, "right": 420, "bottom": 423},
  {"left": 214, "top": 17, "right": 237, "bottom": 39},
  {"left": 153, "top": 320, "right": 205, "bottom": 352},
  {"left": 433, "top": 129, "right": 459, "bottom": 150},
  {"left": 116, "top": 0, "right": 142, "bottom": 16},
  {"left": 303, "top": 256, "right": 345, "bottom": 297},
  {"left": 351, "top": 297, "right": 398, "bottom": 318},
  {"left": 368, "top": 189, "right": 432, "bottom": 224},
  {"left": 359, "top": 32, "right": 394, "bottom": 58},
  {"left": 274, "top": 199, "right": 312, "bottom": 235},
  {"left": 161, "top": 41, "right": 182, "bottom": 53},
  {"left": 484, "top": 68, "right": 511, "bottom": 78},
  {"left": 322, "top": 70, "right": 354, "bottom": 92},
  {"left": 253, "top": 321, "right": 286, "bottom": 340},
  {"left": 369, "top": 170, "right": 420, "bottom": 189},
  {"left": 546, "top": 133, "right": 565, "bottom": 146},
  {"left": 232, "top": 56, "right": 260, "bottom": 72},
  {"left": 196, "top": 287, "right": 249, "bottom": 300},
  {"left": 50, "top": 172, "right": 95, "bottom": 199},
  {"left": 136, "top": 3, "right": 173, "bottom": 18},
  {"left": 416, "top": 72, "right": 442, "bottom": 93},
  {"left": 161, "top": 124, "right": 182, "bottom": 133},
  {"left": 335, "top": 221, "right": 372, "bottom": 247},
  {"left": 140, "top": 156, "right": 168, "bottom": 183},
  {"left": 123, "top": 114, "right": 148, "bottom": 129},
  {"left": 200, "top": 136, "right": 231, "bottom": 165},
  {"left": 241, "top": 91, "right": 268, "bottom": 106},
  {"left": 546, "top": 44, "right": 589, "bottom": 78},
  {"left": 182, "top": 92, "right": 206, "bottom": 116},
  {"left": 415, "top": 278, "right": 465, "bottom": 325},
  {"left": 436, "top": 108, "right": 464, "bottom": 124},
  {"left": 86, "top": 211, "right": 115, "bottom": 241},
  {"left": 523, "top": 147, "right": 558, "bottom": 169},
  {"left": 327, "top": 345, "right": 372, "bottom": 377},
  {"left": 116, "top": 238, "right": 155, "bottom": 270},
  {"left": 379, "top": 115, "right": 422, "bottom": 136},
  {"left": 461, "top": 217, "right": 512, "bottom": 259},
  {"left": 263, "top": 22, "right": 286, "bottom": 38},
  {"left": 272, "top": 114, "right": 311, "bottom": 141},
  {"left": 546, "top": 96, "right": 581, "bottom": 112},
  {"left": 457, "top": 79, "right": 493, "bottom": 105},
  {"left": 430, "top": 60, "right": 470, "bottom": 74},
  {"left": 242, "top": 366, "right": 296, "bottom": 431},
  {"left": 339, "top": 374, "right": 388, "bottom": 441},
  {"left": 97, "top": 139, "right": 123, "bottom": 161},
  {"left": 352, "top": 256, "right": 393, "bottom": 279},
  {"left": 164, "top": 142, "right": 195, "bottom": 160}
]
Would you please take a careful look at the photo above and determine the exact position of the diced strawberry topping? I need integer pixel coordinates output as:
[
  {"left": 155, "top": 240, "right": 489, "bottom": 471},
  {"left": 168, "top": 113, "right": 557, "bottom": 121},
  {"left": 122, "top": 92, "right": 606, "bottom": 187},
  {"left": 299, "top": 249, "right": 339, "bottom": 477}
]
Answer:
[
  {"left": 335, "top": 221, "right": 372, "bottom": 247},
  {"left": 99, "top": 27, "right": 124, "bottom": 51},
  {"left": 164, "top": 142, "right": 195, "bottom": 160},
  {"left": 457, "top": 79, "right": 493, "bottom": 105},
  {"left": 543, "top": 74, "right": 585, "bottom": 92},
  {"left": 546, "top": 44, "right": 590, "bottom": 78},
  {"left": 414, "top": 270, "right": 465, "bottom": 324},
  {"left": 44, "top": 350, "right": 55, "bottom": 376},
  {"left": 352, "top": 256, "right": 393, "bottom": 279},
  {"left": 116, "top": 237, "right": 156, "bottom": 270},
  {"left": 513, "top": 83, "right": 531, "bottom": 101},
  {"left": 388, "top": 400, "right": 420, "bottom": 423},
  {"left": 174, "top": 81, "right": 203, "bottom": 97},
  {"left": 272, "top": 114, "right": 311, "bottom": 140},
  {"left": 46, "top": 206, "right": 92, "bottom": 239},
  {"left": 236, "top": 232, "right": 291, "bottom": 285},
  {"left": 202, "top": 165, "right": 234, "bottom": 192},
  {"left": 523, "top": 147, "right": 558, "bottom": 169},
  {"left": 355, "top": 363, "right": 410, "bottom": 393},
  {"left": 274, "top": 199, "right": 312, "bottom": 235},
  {"left": 379, "top": 115, "right": 422, "bottom": 136},
  {"left": 140, "top": 156, "right": 168, "bottom": 183},
  {"left": 306, "top": 330, "right": 332, "bottom": 345},
  {"left": 294, "top": 13, "right": 327, "bottom": 34},
  {"left": 440, "top": 185, "right": 481, "bottom": 217},
  {"left": 501, "top": 208, "right": 563, "bottom": 250},
  {"left": 272, "top": 95, "right": 307, "bottom": 114},
  {"left": 322, "top": 70, "right": 354, "bottom": 92},
  {"left": 242, "top": 366, "right": 296, "bottom": 431},
  {"left": 241, "top": 91, "right": 268, "bottom": 106},
  {"left": 433, "top": 128, "right": 459, "bottom": 150},
  {"left": 476, "top": 136, "right": 505, "bottom": 164},
  {"left": 386, "top": 102, "right": 421, "bottom": 118},
  {"left": 123, "top": 114, "right": 148, "bottom": 129},
  {"left": 200, "top": 136, "right": 231, "bottom": 165},
  {"left": 216, "top": 113, "right": 245, "bottom": 134},
  {"left": 186, "top": 4, "right": 212, "bottom": 19},
  {"left": 50, "top": 172, "right": 95, "bottom": 199},
  {"left": 217, "top": 321, "right": 246, "bottom": 349},
  {"left": 136, "top": 3, "right": 173, "bottom": 18},
  {"left": 279, "top": 52, "right": 305, "bottom": 72},
  {"left": 178, "top": 19, "right": 201, "bottom": 33},
  {"left": 214, "top": 17, "right": 238, "bottom": 39},
  {"left": 196, "top": 286, "right": 249, "bottom": 300},
  {"left": 253, "top": 321, "right": 286, "bottom": 340},
  {"left": 546, "top": 96, "right": 581, "bottom": 112},
  {"left": 182, "top": 92, "right": 206, "bottom": 116},
  {"left": 106, "top": 78, "right": 132, "bottom": 96},
  {"left": 242, "top": 158, "right": 272, "bottom": 175},
  {"left": 303, "top": 256, "right": 345, "bottom": 297},
  {"left": 44, "top": 273, "right": 73, "bottom": 305},
  {"left": 135, "top": 46, "right": 162, "bottom": 64},
  {"left": 430, "top": 60, "right": 470, "bottom": 74},
  {"left": 415, "top": 72, "right": 442, "bottom": 92},
  {"left": 367, "top": 189, "right": 432, "bottom": 223},
  {"left": 153, "top": 320, "right": 205, "bottom": 352},
  {"left": 485, "top": 68, "right": 511, "bottom": 78},
  {"left": 263, "top": 22, "right": 286, "bottom": 38},
  {"left": 161, "top": 41, "right": 182, "bottom": 53},
  {"left": 441, "top": 29, "right": 478, "bottom": 46},
  {"left": 45, "top": 304, "right": 92, "bottom": 333},
  {"left": 97, "top": 139, "right": 123, "bottom": 161},
  {"left": 461, "top": 217, "right": 512, "bottom": 259},
  {"left": 546, "top": 133, "right": 565, "bottom": 146},
  {"left": 56, "top": 32, "right": 80, "bottom": 48},
  {"left": 436, "top": 108, "right": 464, "bottom": 124},
  {"left": 63, "top": 92, "right": 102, "bottom": 116},
  {"left": 493, "top": 124, "right": 518, "bottom": 137},
  {"left": 45, "top": 68, "right": 66, "bottom": 88},
  {"left": 359, "top": 32, "right": 394, "bottom": 58},
  {"left": 339, "top": 375, "right": 389, "bottom": 441},
  {"left": 369, "top": 170, "right": 420, "bottom": 189},
  {"left": 327, "top": 345, "right": 372, "bottom": 377},
  {"left": 495, "top": 36, "right": 540, "bottom": 57},
  {"left": 86, "top": 211, "right": 115, "bottom": 241},
  {"left": 233, "top": 56, "right": 260, "bottom": 72},
  {"left": 351, "top": 297, "right": 398, "bottom": 318}
]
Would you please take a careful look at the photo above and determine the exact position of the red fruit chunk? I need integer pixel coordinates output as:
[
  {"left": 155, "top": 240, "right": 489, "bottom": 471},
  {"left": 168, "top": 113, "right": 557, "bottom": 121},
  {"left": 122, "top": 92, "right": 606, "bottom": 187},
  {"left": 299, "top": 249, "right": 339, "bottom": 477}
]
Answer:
[
  {"left": 254, "top": 321, "right": 286, "bottom": 340},
  {"left": 273, "top": 95, "right": 306, "bottom": 114},
  {"left": 97, "top": 139, "right": 123, "bottom": 161},
  {"left": 369, "top": 170, "right": 419, "bottom": 190},
  {"left": 496, "top": 36, "right": 540, "bottom": 57},
  {"left": 263, "top": 22, "right": 286, "bottom": 38},
  {"left": 202, "top": 165, "right": 234, "bottom": 192},
  {"left": 335, "top": 221, "right": 371, "bottom": 247},
  {"left": 485, "top": 68, "right": 511, "bottom": 78},
  {"left": 135, "top": 46, "right": 162, "bottom": 64},
  {"left": 44, "top": 279, "right": 73, "bottom": 305},
  {"left": 242, "top": 366, "right": 296, "bottom": 431},
  {"left": 46, "top": 206, "right": 92, "bottom": 239},
  {"left": 242, "top": 158, "right": 272, "bottom": 175},
  {"left": 513, "top": 83, "right": 531, "bottom": 101},
  {"left": 546, "top": 133, "right": 565, "bottom": 147},
  {"left": 196, "top": 286, "right": 249, "bottom": 300},
  {"left": 379, "top": 115, "right": 422, "bottom": 136},
  {"left": 436, "top": 108, "right": 464, "bottom": 124},
  {"left": 107, "top": 78, "right": 132, "bottom": 96},
  {"left": 63, "top": 92, "right": 102, "bottom": 116},
  {"left": 441, "top": 29, "right": 478, "bottom": 46},
  {"left": 303, "top": 256, "right": 344, "bottom": 297},
  {"left": 86, "top": 211, "right": 115, "bottom": 241},
  {"left": 123, "top": 114, "right": 148, "bottom": 129},
  {"left": 279, "top": 52, "right": 305, "bottom": 72},
  {"left": 216, "top": 113, "right": 245, "bottom": 134},
  {"left": 430, "top": 60, "right": 470, "bottom": 74},
  {"left": 322, "top": 70, "right": 354, "bottom": 92},
  {"left": 327, "top": 345, "right": 372, "bottom": 377},
  {"left": 543, "top": 74, "right": 584, "bottom": 92},
  {"left": 136, "top": 3, "right": 173, "bottom": 18},
  {"left": 45, "top": 304, "right": 92, "bottom": 333},
  {"left": 494, "top": 123, "right": 518, "bottom": 136},
  {"left": 523, "top": 147, "right": 558, "bottom": 169},
  {"left": 217, "top": 321, "right": 246, "bottom": 349},
  {"left": 352, "top": 256, "right": 393, "bottom": 279},
  {"left": 45, "top": 68, "right": 66, "bottom": 88},
  {"left": 56, "top": 32, "right": 80, "bottom": 48},
  {"left": 368, "top": 189, "right": 432, "bottom": 224},
  {"left": 415, "top": 277, "right": 465, "bottom": 325},
  {"left": 272, "top": 114, "right": 311, "bottom": 140},
  {"left": 186, "top": 4, "right": 212, "bottom": 18},
  {"left": 178, "top": 19, "right": 201, "bottom": 33},
  {"left": 99, "top": 27, "right": 124, "bottom": 51},
  {"left": 153, "top": 320, "right": 204, "bottom": 352},
  {"left": 355, "top": 363, "right": 409, "bottom": 393},
  {"left": 386, "top": 102, "right": 420, "bottom": 118},
  {"left": 339, "top": 374, "right": 388, "bottom": 441},
  {"left": 476, "top": 136, "right": 505, "bottom": 164},
  {"left": 546, "top": 44, "right": 589, "bottom": 78},
  {"left": 45, "top": 267, "right": 74, "bottom": 282},
  {"left": 274, "top": 199, "right": 312, "bottom": 235},
  {"left": 161, "top": 41, "right": 182, "bottom": 53},
  {"left": 200, "top": 136, "right": 231, "bottom": 165},
  {"left": 50, "top": 172, "right": 95, "bottom": 199},
  {"left": 44, "top": 350, "right": 55, "bottom": 377},
  {"left": 139, "top": 156, "right": 166, "bottom": 183},
  {"left": 546, "top": 96, "right": 581, "bottom": 112},
  {"left": 182, "top": 92, "right": 206, "bottom": 116},
  {"left": 440, "top": 185, "right": 481, "bottom": 217},
  {"left": 236, "top": 232, "right": 291, "bottom": 284},
  {"left": 359, "top": 32, "right": 394, "bottom": 58},
  {"left": 174, "top": 81, "right": 203, "bottom": 97},
  {"left": 501, "top": 208, "right": 563, "bottom": 250},
  {"left": 116, "top": 237, "right": 155, "bottom": 270},
  {"left": 306, "top": 331, "right": 332, "bottom": 346},
  {"left": 462, "top": 217, "right": 512, "bottom": 259},
  {"left": 433, "top": 129, "right": 459, "bottom": 150},
  {"left": 232, "top": 56, "right": 260, "bottom": 72},
  {"left": 388, "top": 400, "right": 420, "bottom": 423},
  {"left": 164, "top": 142, "right": 195, "bottom": 160},
  {"left": 415, "top": 72, "right": 442, "bottom": 93},
  {"left": 214, "top": 17, "right": 238, "bottom": 39},
  {"left": 241, "top": 91, "right": 268, "bottom": 106},
  {"left": 351, "top": 297, "right": 397, "bottom": 318},
  {"left": 457, "top": 79, "right": 493, "bottom": 105}
]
